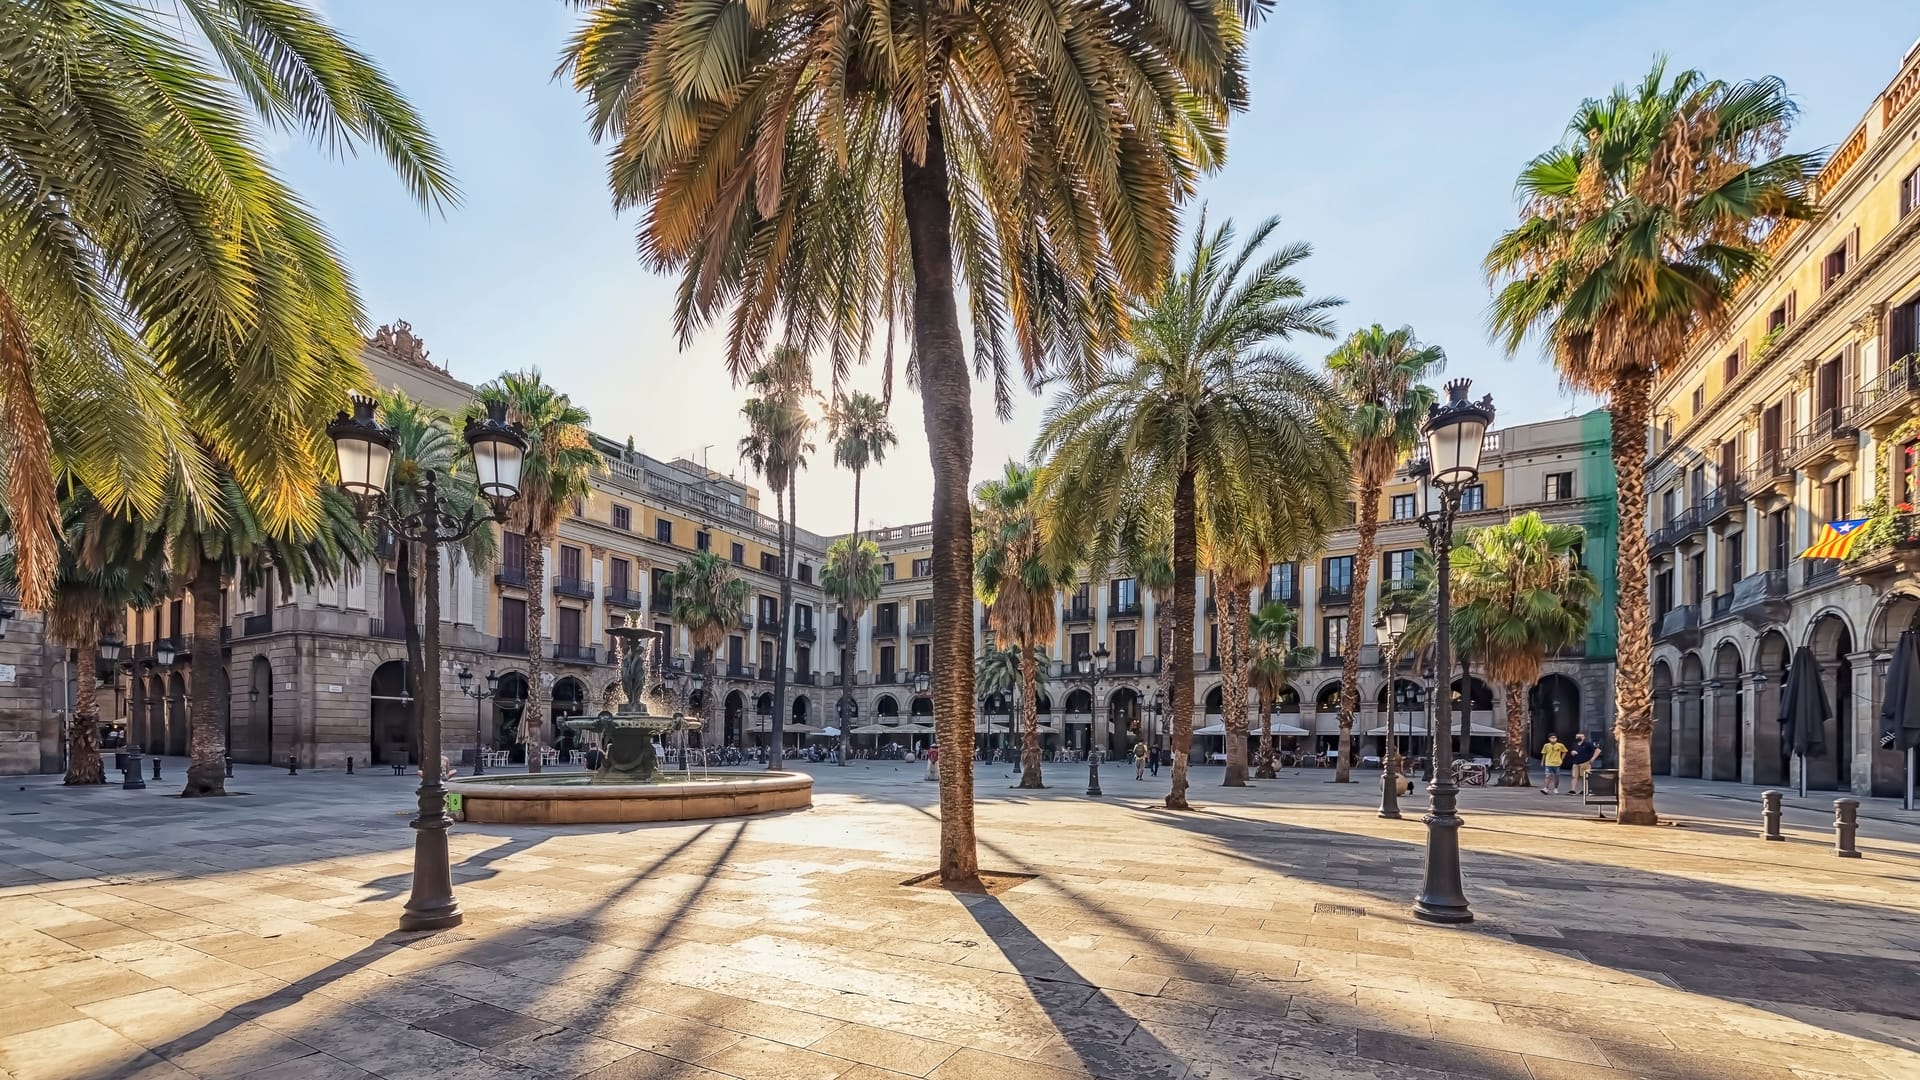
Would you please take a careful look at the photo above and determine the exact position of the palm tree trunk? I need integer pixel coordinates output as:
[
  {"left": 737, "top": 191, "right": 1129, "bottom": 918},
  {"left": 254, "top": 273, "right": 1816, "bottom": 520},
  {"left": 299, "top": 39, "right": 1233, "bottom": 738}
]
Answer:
[
  {"left": 65, "top": 625, "right": 105, "bottom": 785},
  {"left": 771, "top": 475, "right": 796, "bottom": 769},
  {"left": 1610, "top": 369, "right": 1657, "bottom": 824},
  {"left": 853, "top": 466, "right": 863, "bottom": 543},
  {"left": 904, "top": 103, "right": 979, "bottom": 879},
  {"left": 181, "top": 574, "right": 227, "bottom": 796},
  {"left": 1221, "top": 585, "right": 1250, "bottom": 786},
  {"left": 525, "top": 535, "right": 548, "bottom": 772},
  {"left": 1501, "top": 679, "right": 1531, "bottom": 787},
  {"left": 1255, "top": 686, "right": 1275, "bottom": 780},
  {"left": 1167, "top": 466, "right": 1198, "bottom": 810},
  {"left": 1338, "top": 476, "right": 1383, "bottom": 783},
  {"left": 841, "top": 466, "right": 862, "bottom": 764},
  {"left": 1017, "top": 641, "right": 1044, "bottom": 788},
  {"left": 396, "top": 541, "right": 427, "bottom": 768}
]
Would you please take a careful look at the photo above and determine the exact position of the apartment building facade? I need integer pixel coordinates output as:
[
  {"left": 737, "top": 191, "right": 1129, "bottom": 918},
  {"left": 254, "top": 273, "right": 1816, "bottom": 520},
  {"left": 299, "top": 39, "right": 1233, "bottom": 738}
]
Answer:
[{"left": 1645, "top": 45, "right": 1920, "bottom": 797}]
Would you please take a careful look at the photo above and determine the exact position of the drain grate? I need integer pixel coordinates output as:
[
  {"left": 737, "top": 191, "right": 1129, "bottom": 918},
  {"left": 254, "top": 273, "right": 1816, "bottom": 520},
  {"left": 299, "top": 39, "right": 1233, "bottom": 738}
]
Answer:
[{"left": 1314, "top": 903, "right": 1368, "bottom": 917}]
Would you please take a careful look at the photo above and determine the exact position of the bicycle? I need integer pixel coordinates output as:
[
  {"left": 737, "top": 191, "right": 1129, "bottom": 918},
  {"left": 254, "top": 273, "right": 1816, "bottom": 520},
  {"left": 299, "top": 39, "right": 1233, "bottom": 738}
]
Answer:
[{"left": 1451, "top": 760, "right": 1490, "bottom": 787}]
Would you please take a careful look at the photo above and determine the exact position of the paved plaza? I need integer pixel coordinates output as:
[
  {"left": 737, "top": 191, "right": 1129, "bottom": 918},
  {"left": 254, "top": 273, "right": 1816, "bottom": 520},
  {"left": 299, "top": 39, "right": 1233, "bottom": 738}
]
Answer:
[{"left": 1, "top": 760, "right": 1916, "bottom": 1080}]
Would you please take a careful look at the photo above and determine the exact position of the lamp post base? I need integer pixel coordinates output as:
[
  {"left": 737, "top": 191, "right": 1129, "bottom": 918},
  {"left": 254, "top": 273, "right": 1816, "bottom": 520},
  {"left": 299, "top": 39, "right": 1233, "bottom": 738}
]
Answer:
[
  {"left": 1412, "top": 778, "right": 1472, "bottom": 924},
  {"left": 399, "top": 807, "right": 464, "bottom": 932}
]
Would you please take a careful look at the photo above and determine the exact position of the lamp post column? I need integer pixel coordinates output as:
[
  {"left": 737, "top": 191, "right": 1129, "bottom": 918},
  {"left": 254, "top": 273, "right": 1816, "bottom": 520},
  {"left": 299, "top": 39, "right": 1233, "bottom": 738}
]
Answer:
[
  {"left": 1379, "top": 638, "right": 1402, "bottom": 820},
  {"left": 401, "top": 471, "right": 461, "bottom": 932},
  {"left": 1413, "top": 487, "right": 1470, "bottom": 922}
]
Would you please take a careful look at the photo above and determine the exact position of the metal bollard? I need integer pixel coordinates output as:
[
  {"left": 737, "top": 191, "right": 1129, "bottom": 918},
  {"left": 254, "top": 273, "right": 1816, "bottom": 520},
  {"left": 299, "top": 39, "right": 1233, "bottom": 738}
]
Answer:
[
  {"left": 1086, "top": 755, "right": 1103, "bottom": 798},
  {"left": 151, "top": 756, "right": 161, "bottom": 781},
  {"left": 1760, "top": 790, "right": 1784, "bottom": 841},
  {"left": 224, "top": 757, "right": 233, "bottom": 778},
  {"left": 346, "top": 757, "right": 354, "bottom": 775},
  {"left": 122, "top": 747, "right": 147, "bottom": 790},
  {"left": 286, "top": 755, "right": 298, "bottom": 776},
  {"left": 1834, "top": 798, "right": 1862, "bottom": 859}
]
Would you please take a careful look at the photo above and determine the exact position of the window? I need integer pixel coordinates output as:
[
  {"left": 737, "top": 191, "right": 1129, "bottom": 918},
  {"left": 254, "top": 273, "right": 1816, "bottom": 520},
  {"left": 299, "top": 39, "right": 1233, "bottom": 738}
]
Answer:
[
  {"left": 883, "top": 561, "right": 896, "bottom": 582},
  {"left": 1322, "top": 616, "right": 1348, "bottom": 659},
  {"left": 557, "top": 607, "right": 582, "bottom": 648},
  {"left": 1115, "top": 629, "right": 1136, "bottom": 669},
  {"left": 1687, "top": 552, "right": 1705, "bottom": 607},
  {"left": 500, "top": 597, "right": 527, "bottom": 644},
  {"left": 650, "top": 566, "right": 671, "bottom": 599},
  {"left": 797, "top": 562, "right": 812, "bottom": 585},
  {"left": 1725, "top": 534, "right": 1744, "bottom": 586},
  {"left": 1070, "top": 631, "right": 1090, "bottom": 665},
  {"left": 912, "top": 557, "right": 931, "bottom": 578},
  {"left": 875, "top": 603, "right": 898, "bottom": 632},
  {"left": 1769, "top": 510, "right": 1790, "bottom": 572},
  {"left": 1724, "top": 350, "right": 1741, "bottom": 385},
  {"left": 1659, "top": 416, "right": 1673, "bottom": 447},
  {"left": 731, "top": 542, "right": 745, "bottom": 565},
  {"left": 879, "top": 646, "right": 896, "bottom": 680},
  {"left": 794, "top": 603, "right": 813, "bottom": 632},
  {"left": 1691, "top": 385, "right": 1704, "bottom": 415},
  {"left": 728, "top": 635, "right": 744, "bottom": 668},
  {"left": 761, "top": 639, "right": 777, "bottom": 673},
  {"left": 1654, "top": 569, "right": 1673, "bottom": 620},
  {"left": 1822, "top": 476, "right": 1851, "bottom": 522},
  {"left": 1390, "top": 494, "right": 1417, "bottom": 520},
  {"left": 610, "top": 558, "right": 631, "bottom": 594},
  {"left": 1321, "top": 556, "right": 1354, "bottom": 595},
  {"left": 1268, "top": 562, "right": 1297, "bottom": 603},
  {"left": 1823, "top": 244, "right": 1849, "bottom": 290},
  {"left": 914, "top": 598, "right": 933, "bottom": 627},
  {"left": 1382, "top": 550, "right": 1417, "bottom": 590},
  {"left": 796, "top": 645, "right": 811, "bottom": 674},
  {"left": 1661, "top": 488, "right": 1678, "bottom": 527},
  {"left": 655, "top": 517, "right": 673, "bottom": 544},
  {"left": 1768, "top": 300, "right": 1789, "bottom": 334},
  {"left": 1111, "top": 577, "right": 1139, "bottom": 611},
  {"left": 502, "top": 531, "right": 526, "bottom": 575},
  {"left": 571, "top": 497, "right": 584, "bottom": 517},
  {"left": 612, "top": 504, "right": 632, "bottom": 531},
  {"left": 1545, "top": 472, "right": 1574, "bottom": 501},
  {"left": 1461, "top": 484, "right": 1485, "bottom": 511},
  {"left": 1904, "top": 165, "right": 1920, "bottom": 218},
  {"left": 759, "top": 551, "right": 777, "bottom": 573},
  {"left": 913, "top": 642, "right": 931, "bottom": 673},
  {"left": 695, "top": 530, "right": 711, "bottom": 551},
  {"left": 1689, "top": 465, "right": 1707, "bottom": 506},
  {"left": 1070, "top": 582, "right": 1091, "bottom": 613}
]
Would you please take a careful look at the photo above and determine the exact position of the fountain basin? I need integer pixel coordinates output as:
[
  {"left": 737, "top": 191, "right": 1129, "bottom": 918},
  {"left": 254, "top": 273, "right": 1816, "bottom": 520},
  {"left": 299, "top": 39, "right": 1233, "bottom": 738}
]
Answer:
[{"left": 446, "top": 771, "right": 811, "bottom": 825}]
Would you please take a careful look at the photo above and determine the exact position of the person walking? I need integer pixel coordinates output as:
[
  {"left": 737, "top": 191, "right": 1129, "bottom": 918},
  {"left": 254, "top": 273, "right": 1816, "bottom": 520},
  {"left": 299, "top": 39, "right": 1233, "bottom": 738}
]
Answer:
[
  {"left": 1133, "top": 741, "right": 1149, "bottom": 780},
  {"left": 1539, "top": 734, "right": 1567, "bottom": 795},
  {"left": 1565, "top": 733, "right": 1598, "bottom": 797}
]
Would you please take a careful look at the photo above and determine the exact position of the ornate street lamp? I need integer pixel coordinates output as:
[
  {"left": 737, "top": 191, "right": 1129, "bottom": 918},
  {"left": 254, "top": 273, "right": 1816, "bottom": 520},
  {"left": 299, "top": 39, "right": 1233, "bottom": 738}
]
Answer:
[
  {"left": 329, "top": 395, "right": 526, "bottom": 932},
  {"left": 1374, "top": 599, "right": 1409, "bottom": 819},
  {"left": 1411, "top": 378, "right": 1493, "bottom": 925},
  {"left": 98, "top": 633, "right": 124, "bottom": 665},
  {"left": 1074, "top": 645, "right": 1110, "bottom": 754},
  {"left": 457, "top": 667, "right": 500, "bottom": 776},
  {"left": 153, "top": 637, "right": 176, "bottom": 668}
]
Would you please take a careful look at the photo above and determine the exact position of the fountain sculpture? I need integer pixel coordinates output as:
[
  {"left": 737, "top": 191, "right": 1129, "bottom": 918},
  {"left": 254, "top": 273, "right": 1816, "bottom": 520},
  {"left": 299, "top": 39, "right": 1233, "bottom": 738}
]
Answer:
[{"left": 563, "top": 624, "right": 698, "bottom": 782}]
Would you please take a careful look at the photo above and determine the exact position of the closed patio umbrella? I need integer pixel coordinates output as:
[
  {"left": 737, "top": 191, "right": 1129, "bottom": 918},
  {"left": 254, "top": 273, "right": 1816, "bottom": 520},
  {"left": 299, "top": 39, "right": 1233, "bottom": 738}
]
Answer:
[
  {"left": 1779, "top": 645, "right": 1830, "bottom": 798},
  {"left": 1877, "top": 629, "right": 1920, "bottom": 811}
]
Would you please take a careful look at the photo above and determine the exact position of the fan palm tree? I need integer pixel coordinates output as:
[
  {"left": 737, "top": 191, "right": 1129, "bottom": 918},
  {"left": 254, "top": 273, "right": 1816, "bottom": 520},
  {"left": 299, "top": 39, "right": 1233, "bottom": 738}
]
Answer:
[
  {"left": 1486, "top": 62, "right": 1819, "bottom": 824},
  {"left": 823, "top": 535, "right": 883, "bottom": 761},
  {"left": 470, "top": 372, "right": 604, "bottom": 772},
  {"left": 977, "top": 642, "right": 1048, "bottom": 757},
  {"left": 1449, "top": 514, "right": 1597, "bottom": 786},
  {"left": 669, "top": 551, "right": 752, "bottom": 734},
  {"left": 0, "top": 0, "right": 453, "bottom": 611},
  {"left": 975, "top": 462, "right": 1072, "bottom": 788},
  {"left": 1324, "top": 325, "right": 1444, "bottom": 783},
  {"left": 561, "top": 0, "right": 1259, "bottom": 884},
  {"left": 738, "top": 348, "right": 814, "bottom": 769},
  {"left": 828, "top": 392, "right": 898, "bottom": 542},
  {"left": 1248, "top": 601, "right": 1315, "bottom": 779},
  {"left": 1037, "top": 214, "right": 1348, "bottom": 810}
]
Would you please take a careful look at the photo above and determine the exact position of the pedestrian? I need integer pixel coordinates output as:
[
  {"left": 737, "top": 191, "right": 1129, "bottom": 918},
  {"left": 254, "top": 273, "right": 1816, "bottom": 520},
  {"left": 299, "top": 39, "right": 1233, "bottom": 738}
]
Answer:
[
  {"left": 1539, "top": 734, "right": 1566, "bottom": 795},
  {"left": 1133, "top": 741, "right": 1149, "bottom": 779},
  {"left": 1148, "top": 744, "right": 1159, "bottom": 777},
  {"left": 1565, "top": 733, "right": 1598, "bottom": 796}
]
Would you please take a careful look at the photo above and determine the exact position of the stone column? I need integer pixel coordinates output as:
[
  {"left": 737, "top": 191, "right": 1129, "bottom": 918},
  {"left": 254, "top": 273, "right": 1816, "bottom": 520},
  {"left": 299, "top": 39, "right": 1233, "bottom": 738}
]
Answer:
[
  {"left": 1700, "top": 680, "right": 1722, "bottom": 781},
  {"left": 1668, "top": 687, "right": 1690, "bottom": 777},
  {"left": 1849, "top": 649, "right": 1880, "bottom": 797},
  {"left": 1740, "top": 670, "right": 1767, "bottom": 785}
]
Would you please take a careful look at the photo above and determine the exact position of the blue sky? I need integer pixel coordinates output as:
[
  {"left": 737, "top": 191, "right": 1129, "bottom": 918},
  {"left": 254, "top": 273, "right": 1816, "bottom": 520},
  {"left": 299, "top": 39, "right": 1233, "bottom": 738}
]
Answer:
[{"left": 275, "top": 1, "right": 1918, "bottom": 533}]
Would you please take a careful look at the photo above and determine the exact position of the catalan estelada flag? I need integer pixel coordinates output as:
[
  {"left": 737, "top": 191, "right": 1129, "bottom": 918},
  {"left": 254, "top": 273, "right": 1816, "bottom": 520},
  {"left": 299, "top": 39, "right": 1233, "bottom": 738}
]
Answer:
[{"left": 1800, "top": 519, "right": 1870, "bottom": 560}]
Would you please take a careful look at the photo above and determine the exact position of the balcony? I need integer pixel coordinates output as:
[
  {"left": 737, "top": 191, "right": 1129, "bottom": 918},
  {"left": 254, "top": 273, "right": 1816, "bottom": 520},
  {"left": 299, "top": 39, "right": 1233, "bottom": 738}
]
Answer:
[
  {"left": 795, "top": 671, "right": 816, "bottom": 686},
  {"left": 908, "top": 620, "right": 935, "bottom": 637},
  {"left": 1801, "top": 559, "right": 1841, "bottom": 590},
  {"left": 726, "top": 662, "right": 754, "bottom": 679},
  {"left": 1654, "top": 604, "right": 1701, "bottom": 648},
  {"left": 1700, "top": 483, "right": 1746, "bottom": 528},
  {"left": 758, "top": 665, "right": 777, "bottom": 680},
  {"left": 1787, "top": 405, "right": 1858, "bottom": 470},
  {"left": 1744, "top": 450, "right": 1794, "bottom": 500},
  {"left": 498, "top": 636, "right": 529, "bottom": 656},
  {"left": 241, "top": 612, "right": 273, "bottom": 637},
  {"left": 1065, "top": 604, "right": 1094, "bottom": 624},
  {"left": 832, "top": 625, "right": 852, "bottom": 645},
  {"left": 758, "top": 615, "right": 783, "bottom": 635},
  {"left": 1319, "top": 584, "right": 1354, "bottom": 606},
  {"left": 650, "top": 592, "right": 674, "bottom": 613},
  {"left": 495, "top": 564, "right": 528, "bottom": 589},
  {"left": 1264, "top": 589, "right": 1301, "bottom": 608},
  {"left": 553, "top": 643, "right": 598, "bottom": 664},
  {"left": 871, "top": 622, "right": 899, "bottom": 640},
  {"left": 604, "top": 585, "right": 646, "bottom": 608},
  {"left": 369, "top": 618, "right": 406, "bottom": 640},
  {"left": 1649, "top": 507, "right": 1701, "bottom": 555},
  {"left": 1845, "top": 514, "right": 1920, "bottom": 583},
  {"left": 1207, "top": 655, "right": 1221, "bottom": 671},
  {"left": 794, "top": 624, "right": 817, "bottom": 643},
  {"left": 1728, "top": 569, "right": 1790, "bottom": 625},
  {"left": 1705, "top": 592, "right": 1734, "bottom": 624},
  {"left": 554, "top": 577, "right": 595, "bottom": 600},
  {"left": 1110, "top": 600, "right": 1143, "bottom": 618},
  {"left": 1853, "top": 353, "right": 1920, "bottom": 434}
]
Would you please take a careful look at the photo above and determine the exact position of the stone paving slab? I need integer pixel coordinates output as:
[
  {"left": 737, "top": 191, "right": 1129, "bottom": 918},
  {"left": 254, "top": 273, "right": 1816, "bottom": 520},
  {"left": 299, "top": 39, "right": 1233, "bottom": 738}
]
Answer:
[{"left": 0, "top": 762, "right": 1915, "bottom": 1080}]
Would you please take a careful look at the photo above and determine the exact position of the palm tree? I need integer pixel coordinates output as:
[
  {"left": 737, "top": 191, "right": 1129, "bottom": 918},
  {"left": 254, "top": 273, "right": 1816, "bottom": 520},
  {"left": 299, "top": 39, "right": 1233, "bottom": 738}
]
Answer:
[
  {"left": 561, "top": 0, "right": 1258, "bottom": 884},
  {"left": 669, "top": 551, "right": 752, "bottom": 735},
  {"left": 1486, "top": 63, "right": 1819, "bottom": 824},
  {"left": 975, "top": 462, "right": 1072, "bottom": 788},
  {"left": 823, "top": 535, "right": 883, "bottom": 761},
  {"left": 1449, "top": 514, "right": 1597, "bottom": 786},
  {"left": 738, "top": 348, "right": 814, "bottom": 769},
  {"left": 828, "top": 392, "right": 898, "bottom": 542},
  {"left": 1248, "top": 601, "right": 1315, "bottom": 779},
  {"left": 470, "top": 372, "right": 603, "bottom": 773},
  {"left": 0, "top": 0, "right": 452, "bottom": 611},
  {"left": 1037, "top": 214, "right": 1349, "bottom": 810},
  {"left": 374, "top": 392, "right": 497, "bottom": 771},
  {"left": 1325, "top": 325, "right": 1445, "bottom": 783},
  {"left": 977, "top": 643, "right": 1048, "bottom": 758},
  {"left": 0, "top": 498, "right": 165, "bottom": 784}
]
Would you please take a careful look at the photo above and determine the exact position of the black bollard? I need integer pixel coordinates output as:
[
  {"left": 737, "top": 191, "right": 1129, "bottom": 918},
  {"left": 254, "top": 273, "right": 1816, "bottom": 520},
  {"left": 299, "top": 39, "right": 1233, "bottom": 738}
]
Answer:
[
  {"left": 1086, "top": 753, "right": 1103, "bottom": 798},
  {"left": 1834, "top": 798, "right": 1861, "bottom": 859},
  {"left": 122, "top": 747, "right": 147, "bottom": 791},
  {"left": 151, "top": 756, "right": 161, "bottom": 781},
  {"left": 286, "top": 755, "right": 298, "bottom": 776},
  {"left": 224, "top": 757, "right": 234, "bottom": 779},
  {"left": 346, "top": 757, "right": 354, "bottom": 775},
  {"left": 1761, "top": 790, "right": 1784, "bottom": 841}
]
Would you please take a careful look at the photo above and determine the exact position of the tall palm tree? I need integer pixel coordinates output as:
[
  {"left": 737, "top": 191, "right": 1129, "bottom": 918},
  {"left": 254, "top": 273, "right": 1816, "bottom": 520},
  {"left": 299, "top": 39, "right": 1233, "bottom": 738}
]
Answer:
[
  {"left": 470, "top": 372, "right": 604, "bottom": 773},
  {"left": 374, "top": 392, "right": 497, "bottom": 771},
  {"left": 975, "top": 462, "right": 1072, "bottom": 788},
  {"left": 1248, "top": 601, "right": 1315, "bottom": 779},
  {"left": 0, "top": 0, "right": 452, "bottom": 611},
  {"left": 1449, "top": 514, "right": 1597, "bottom": 786},
  {"left": 828, "top": 392, "right": 898, "bottom": 542},
  {"left": 1486, "top": 63, "right": 1819, "bottom": 824},
  {"left": 561, "top": 0, "right": 1258, "bottom": 884},
  {"left": 738, "top": 348, "right": 814, "bottom": 769},
  {"left": 1325, "top": 325, "right": 1445, "bottom": 783},
  {"left": 669, "top": 551, "right": 752, "bottom": 734},
  {"left": 977, "top": 642, "right": 1048, "bottom": 757},
  {"left": 823, "top": 535, "right": 883, "bottom": 761},
  {"left": 1037, "top": 214, "right": 1348, "bottom": 810}
]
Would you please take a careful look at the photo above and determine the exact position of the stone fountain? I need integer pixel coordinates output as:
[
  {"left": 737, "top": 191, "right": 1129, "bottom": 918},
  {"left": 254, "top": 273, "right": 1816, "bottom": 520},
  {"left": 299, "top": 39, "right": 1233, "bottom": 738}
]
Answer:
[{"left": 445, "top": 617, "right": 810, "bottom": 824}]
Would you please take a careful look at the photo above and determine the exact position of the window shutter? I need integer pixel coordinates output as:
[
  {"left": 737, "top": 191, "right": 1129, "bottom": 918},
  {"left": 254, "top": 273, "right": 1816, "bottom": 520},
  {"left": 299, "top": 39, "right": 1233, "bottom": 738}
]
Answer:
[
  {"left": 1848, "top": 226, "right": 1860, "bottom": 265},
  {"left": 1787, "top": 291, "right": 1798, "bottom": 323}
]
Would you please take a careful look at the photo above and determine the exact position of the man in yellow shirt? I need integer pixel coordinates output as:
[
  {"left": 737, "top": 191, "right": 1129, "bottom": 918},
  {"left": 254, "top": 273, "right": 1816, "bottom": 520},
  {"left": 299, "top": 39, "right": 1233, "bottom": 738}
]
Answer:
[{"left": 1540, "top": 735, "right": 1568, "bottom": 794}]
